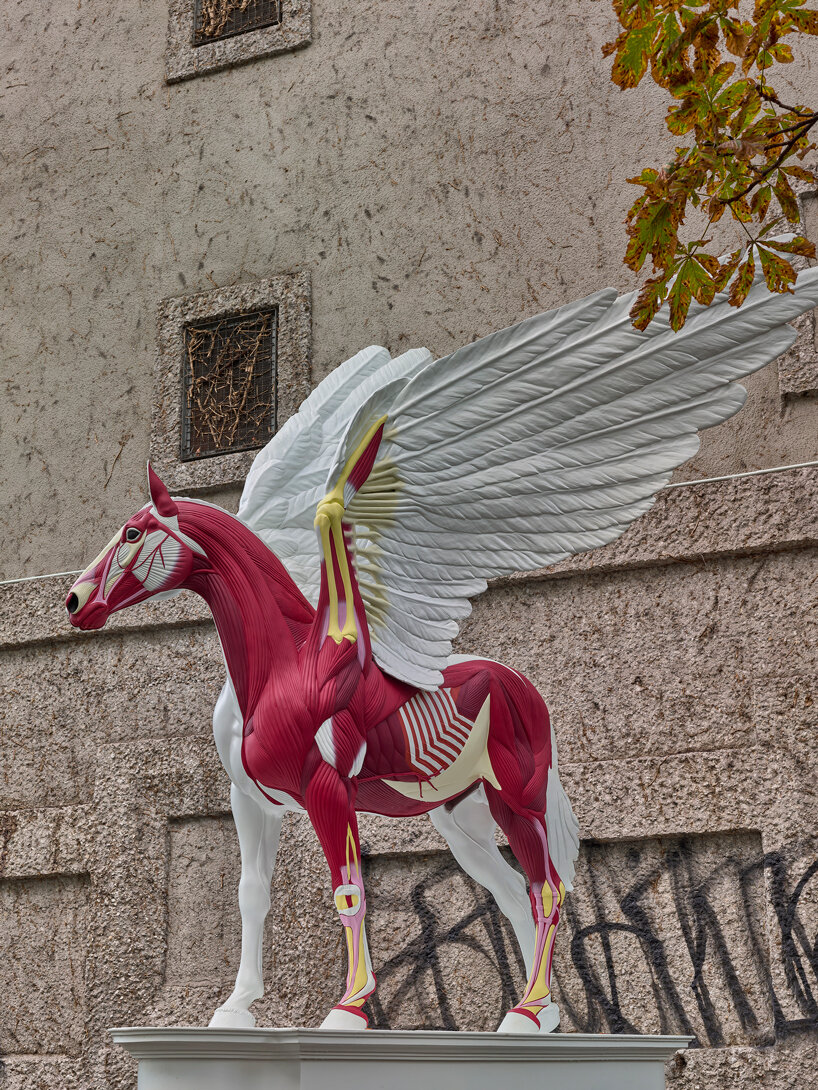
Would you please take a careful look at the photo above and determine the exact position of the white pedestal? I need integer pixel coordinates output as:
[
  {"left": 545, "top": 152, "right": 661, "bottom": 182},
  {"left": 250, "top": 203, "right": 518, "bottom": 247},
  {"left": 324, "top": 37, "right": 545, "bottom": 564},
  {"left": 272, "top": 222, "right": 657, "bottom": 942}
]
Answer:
[{"left": 110, "top": 1027, "right": 690, "bottom": 1090}]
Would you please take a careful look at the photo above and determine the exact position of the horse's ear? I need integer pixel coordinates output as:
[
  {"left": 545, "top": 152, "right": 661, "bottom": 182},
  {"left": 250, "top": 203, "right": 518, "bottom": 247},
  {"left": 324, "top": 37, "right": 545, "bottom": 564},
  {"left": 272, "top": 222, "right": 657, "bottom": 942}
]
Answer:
[{"left": 147, "top": 463, "right": 178, "bottom": 518}]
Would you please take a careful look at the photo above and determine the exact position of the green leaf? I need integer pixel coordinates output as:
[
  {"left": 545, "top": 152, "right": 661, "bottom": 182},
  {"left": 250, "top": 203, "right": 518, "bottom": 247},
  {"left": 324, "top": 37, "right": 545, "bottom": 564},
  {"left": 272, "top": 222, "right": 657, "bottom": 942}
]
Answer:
[
  {"left": 711, "top": 61, "right": 736, "bottom": 93},
  {"left": 668, "top": 268, "right": 694, "bottom": 330},
  {"left": 750, "top": 184, "right": 772, "bottom": 220},
  {"left": 668, "top": 256, "right": 717, "bottom": 329},
  {"left": 611, "top": 25, "right": 656, "bottom": 88},
  {"left": 716, "top": 79, "right": 755, "bottom": 110},
  {"left": 728, "top": 249, "right": 756, "bottom": 306},
  {"left": 625, "top": 198, "right": 681, "bottom": 272},
  {"left": 758, "top": 245, "right": 798, "bottom": 291}
]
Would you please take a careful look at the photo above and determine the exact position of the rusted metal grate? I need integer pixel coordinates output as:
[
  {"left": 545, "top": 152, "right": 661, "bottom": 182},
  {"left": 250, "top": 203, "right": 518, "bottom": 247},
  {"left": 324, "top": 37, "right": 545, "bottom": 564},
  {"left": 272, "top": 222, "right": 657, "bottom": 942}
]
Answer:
[
  {"left": 193, "top": 0, "right": 281, "bottom": 45},
  {"left": 181, "top": 309, "right": 276, "bottom": 461}
]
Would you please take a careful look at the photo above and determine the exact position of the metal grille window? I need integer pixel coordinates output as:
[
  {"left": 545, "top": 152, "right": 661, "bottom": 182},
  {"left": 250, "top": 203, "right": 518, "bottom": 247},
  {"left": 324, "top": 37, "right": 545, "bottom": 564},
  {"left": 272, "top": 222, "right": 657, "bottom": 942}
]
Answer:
[
  {"left": 181, "top": 310, "right": 276, "bottom": 461},
  {"left": 193, "top": 0, "right": 281, "bottom": 45}
]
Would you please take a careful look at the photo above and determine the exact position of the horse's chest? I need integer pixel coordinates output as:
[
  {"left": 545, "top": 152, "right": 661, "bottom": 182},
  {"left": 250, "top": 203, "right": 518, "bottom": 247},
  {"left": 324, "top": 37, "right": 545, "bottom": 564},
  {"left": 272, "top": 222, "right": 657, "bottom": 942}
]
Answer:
[{"left": 241, "top": 692, "right": 316, "bottom": 796}]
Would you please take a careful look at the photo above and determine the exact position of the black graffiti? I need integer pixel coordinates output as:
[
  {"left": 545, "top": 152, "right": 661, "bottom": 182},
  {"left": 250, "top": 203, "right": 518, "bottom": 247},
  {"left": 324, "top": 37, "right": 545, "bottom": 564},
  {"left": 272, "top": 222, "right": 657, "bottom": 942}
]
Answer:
[
  {"left": 363, "top": 841, "right": 818, "bottom": 1047},
  {"left": 364, "top": 857, "right": 526, "bottom": 1030},
  {"left": 562, "top": 842, "right": 818, "bottom": 1047}
]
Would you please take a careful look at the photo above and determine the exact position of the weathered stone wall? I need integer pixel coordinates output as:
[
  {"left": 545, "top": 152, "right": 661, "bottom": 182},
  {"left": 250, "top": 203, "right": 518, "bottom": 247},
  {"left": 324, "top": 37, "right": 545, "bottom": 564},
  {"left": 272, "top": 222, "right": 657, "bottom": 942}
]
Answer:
[
  {"left": 1, "top": 0, "right": 817, "bottom": 1088},
  {"left": 1, "top": 469, "right": 816, "bottom": 1088}
]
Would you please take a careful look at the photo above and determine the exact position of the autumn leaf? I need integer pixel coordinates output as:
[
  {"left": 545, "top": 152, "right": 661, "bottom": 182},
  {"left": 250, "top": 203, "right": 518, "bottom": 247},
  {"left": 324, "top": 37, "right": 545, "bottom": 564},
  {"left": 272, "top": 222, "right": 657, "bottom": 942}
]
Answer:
[
  {"left": 713, "top": 249, "right": 743, "bottom": 291},
  {"left": 716, "top": 137, "right": 764, "bottom": 158},
  {"left": 771, "top": 41, "right": 795, "bottom": 62},
  {"left": 789, "top": 8, "right": 818, "bottom": 33},
  {"left": 723, "top": 19, "right": 751, "bottom": 56},
  {"left": 625, "top": 198, "right": 681, "bottom": 272},
  {"left": 772, "top": 171, "right": 800, "bottom": 220},
  {"left": 613, "top": 0, "right": 656, "bottom": 30},
  {"left": 728, "top": 250, "right": 757, "bottom": 307},
  {"left": 695, "top": 253, "right": 721, "bottom": 277},
  {"left": 782, "top": 164, "right": 818, "bottom": 182},
  {"left": 758, "top": 245, "right": 798, "bottom": 291},
  {"left": 630, "top": 273, "right": 670, "bottom": 330},
  {"left": 611, "top": 25, "right": 656, "bottom": 88},
  {"left": 666, "top": 257, "right": 717, "bottom": 329},
  {"left": 604, "top": 0, "right": 818, "bottom": 327},
  {"left": 766, "top": 235, "right": 817, "bottom": 257},
  {"left": 750, "top": 184, "right": 772, "bottom": 220}
]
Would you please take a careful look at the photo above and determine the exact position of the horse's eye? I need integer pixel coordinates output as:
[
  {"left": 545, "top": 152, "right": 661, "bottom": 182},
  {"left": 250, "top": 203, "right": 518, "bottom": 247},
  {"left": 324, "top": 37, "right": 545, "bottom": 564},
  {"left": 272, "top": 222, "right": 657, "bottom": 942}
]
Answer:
[{"left": 125, "top": 527, "right": 141, "bottom": 543}]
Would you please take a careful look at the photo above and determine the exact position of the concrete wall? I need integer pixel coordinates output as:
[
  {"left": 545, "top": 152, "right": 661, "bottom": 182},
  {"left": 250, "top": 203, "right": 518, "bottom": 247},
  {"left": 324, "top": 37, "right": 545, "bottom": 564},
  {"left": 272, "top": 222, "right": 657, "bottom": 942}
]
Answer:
[{"left": 1, "top": 1, "right": 816, "bottom": 1088}]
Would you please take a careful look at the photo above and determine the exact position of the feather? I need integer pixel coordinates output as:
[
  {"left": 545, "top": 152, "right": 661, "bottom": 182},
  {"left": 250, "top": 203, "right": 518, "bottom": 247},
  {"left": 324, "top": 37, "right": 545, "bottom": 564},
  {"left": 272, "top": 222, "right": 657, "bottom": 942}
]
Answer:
[{"left": 327, "top": 261, "right": 818, "bottom": 687}]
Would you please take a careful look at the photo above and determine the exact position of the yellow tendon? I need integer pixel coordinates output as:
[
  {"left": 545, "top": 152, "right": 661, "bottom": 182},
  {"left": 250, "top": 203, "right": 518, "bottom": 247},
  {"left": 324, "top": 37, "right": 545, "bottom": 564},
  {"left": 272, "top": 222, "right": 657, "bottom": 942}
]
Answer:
[
  {"left": 522, "top": 922, "right": 558, "bottom": 1008},
  {"left": 342, "top": 926, "right": 371, "bottom": 1005},
  {"left": 315, "top": 415, "right": 388, "bottom": 645},
  {"left": 345, "top": 824, "right": 358, "bottom": 877}
]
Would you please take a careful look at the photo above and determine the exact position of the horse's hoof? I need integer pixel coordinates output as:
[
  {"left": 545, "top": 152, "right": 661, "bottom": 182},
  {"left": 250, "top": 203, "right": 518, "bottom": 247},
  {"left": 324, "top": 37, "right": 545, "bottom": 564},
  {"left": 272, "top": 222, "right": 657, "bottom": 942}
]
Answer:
[
  {"left": 209, "top": 1005, "right": 257, "bottom": 1028},
  {"left": 497, "top": 1003, "right": 560, "bottom": 1034},
  {"left": 320, "top": 1006, "right": 369, "bottom": 1030}
]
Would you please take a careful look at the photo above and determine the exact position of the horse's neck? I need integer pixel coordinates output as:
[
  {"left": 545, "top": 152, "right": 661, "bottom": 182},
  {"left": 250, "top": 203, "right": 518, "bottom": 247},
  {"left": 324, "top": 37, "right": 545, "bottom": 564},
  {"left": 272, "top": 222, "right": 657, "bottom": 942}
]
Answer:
[{"left": 176, "top": 500, "right": 314, "bottom": 721}]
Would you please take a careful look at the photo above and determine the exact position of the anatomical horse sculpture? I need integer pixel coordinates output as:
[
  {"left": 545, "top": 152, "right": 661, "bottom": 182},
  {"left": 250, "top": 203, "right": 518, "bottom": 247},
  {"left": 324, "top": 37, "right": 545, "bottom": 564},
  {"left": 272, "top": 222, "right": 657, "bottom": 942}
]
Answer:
[{"left": 66, "top": 262, "right": 818, "bottom": 1033}]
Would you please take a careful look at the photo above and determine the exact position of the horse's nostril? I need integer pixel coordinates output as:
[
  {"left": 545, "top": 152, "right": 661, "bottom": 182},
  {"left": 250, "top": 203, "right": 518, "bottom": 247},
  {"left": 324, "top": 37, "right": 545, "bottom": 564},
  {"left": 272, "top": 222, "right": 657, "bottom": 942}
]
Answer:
[{"left": 66, "top": 593, "right": 79, "bottom": 614}]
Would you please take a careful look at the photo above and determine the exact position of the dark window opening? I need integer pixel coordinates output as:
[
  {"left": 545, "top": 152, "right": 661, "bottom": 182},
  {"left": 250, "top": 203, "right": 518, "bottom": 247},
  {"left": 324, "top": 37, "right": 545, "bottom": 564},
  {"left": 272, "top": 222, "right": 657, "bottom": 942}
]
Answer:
[
  {"left": 181, "top": 309, "right": 276, "bottom": 461},
  {"left": 193, "top": 0, "right": 281, "bottom": 45}
]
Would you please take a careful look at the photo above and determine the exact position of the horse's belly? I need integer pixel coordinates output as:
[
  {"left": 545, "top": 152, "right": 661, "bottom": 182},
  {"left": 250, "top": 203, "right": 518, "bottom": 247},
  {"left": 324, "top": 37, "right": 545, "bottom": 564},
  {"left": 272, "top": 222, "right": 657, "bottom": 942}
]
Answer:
[{"left": 382, "top": 694, "right": 499, "bottom": 802}]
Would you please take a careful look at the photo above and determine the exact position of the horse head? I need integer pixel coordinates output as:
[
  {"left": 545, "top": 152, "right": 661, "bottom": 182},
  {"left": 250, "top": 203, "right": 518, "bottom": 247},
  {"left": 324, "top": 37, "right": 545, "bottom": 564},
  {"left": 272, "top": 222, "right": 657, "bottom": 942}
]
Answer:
[{"left": 66, "top": 465, "right": 206, "bottom": 630}]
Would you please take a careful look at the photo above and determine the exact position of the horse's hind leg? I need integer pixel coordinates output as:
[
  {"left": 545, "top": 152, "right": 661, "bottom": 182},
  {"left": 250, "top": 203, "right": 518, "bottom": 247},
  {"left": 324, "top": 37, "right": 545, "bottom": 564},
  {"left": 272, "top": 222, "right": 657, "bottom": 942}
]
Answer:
[
  {"left": 430, "top": 787, "right": 535, "bottom": 970},
  {"left": 484, "top": 784, "right": 564, "bottom": 1034}
]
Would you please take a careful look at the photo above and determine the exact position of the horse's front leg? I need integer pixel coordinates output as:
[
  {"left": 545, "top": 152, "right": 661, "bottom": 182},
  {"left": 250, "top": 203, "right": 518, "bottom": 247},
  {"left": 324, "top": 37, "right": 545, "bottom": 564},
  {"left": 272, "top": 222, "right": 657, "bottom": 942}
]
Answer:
[
  {"left": 305, "top": 761, "right": 375, "bottom": 1029},
  {"left": 210, "top": 783, "right": 283, "bottom": 1028}
]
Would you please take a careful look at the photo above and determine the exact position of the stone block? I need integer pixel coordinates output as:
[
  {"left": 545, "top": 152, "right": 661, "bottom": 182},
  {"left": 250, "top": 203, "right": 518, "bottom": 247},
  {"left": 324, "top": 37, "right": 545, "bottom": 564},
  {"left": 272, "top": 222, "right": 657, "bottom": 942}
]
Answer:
[{"left": 0, "top": 874, "right": 90, "bottom": 1058}]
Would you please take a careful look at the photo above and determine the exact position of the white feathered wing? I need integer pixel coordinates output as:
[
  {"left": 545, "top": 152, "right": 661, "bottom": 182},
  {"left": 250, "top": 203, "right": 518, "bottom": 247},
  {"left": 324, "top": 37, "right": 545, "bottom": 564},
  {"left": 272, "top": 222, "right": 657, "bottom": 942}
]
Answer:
[
  {"left": 237, "top": 344, "right": 432, "bottom": 601},
  {"left": 324, "top": 265, "right": 818, "bottom": 689}
]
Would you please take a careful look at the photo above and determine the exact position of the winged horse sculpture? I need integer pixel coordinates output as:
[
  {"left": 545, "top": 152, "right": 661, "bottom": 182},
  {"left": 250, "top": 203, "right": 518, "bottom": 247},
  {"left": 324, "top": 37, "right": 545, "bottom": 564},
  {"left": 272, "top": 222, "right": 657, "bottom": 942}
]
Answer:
[{"left": 66, "top": 262, "right": 818, "bottom": 1034}]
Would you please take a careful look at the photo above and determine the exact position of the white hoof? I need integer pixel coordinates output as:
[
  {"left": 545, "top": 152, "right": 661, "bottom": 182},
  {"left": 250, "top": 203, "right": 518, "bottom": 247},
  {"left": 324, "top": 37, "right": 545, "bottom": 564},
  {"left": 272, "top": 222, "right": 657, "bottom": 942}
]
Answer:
[
  {"left": 209, "top": 1005, "right": 257, "bottom": 1029},
  {"left": 320, "top": 1007, "right": 369, "bottom": 1031},
  {"left": 498, "top": 1003, "right": 560, "bottom": 1034}
]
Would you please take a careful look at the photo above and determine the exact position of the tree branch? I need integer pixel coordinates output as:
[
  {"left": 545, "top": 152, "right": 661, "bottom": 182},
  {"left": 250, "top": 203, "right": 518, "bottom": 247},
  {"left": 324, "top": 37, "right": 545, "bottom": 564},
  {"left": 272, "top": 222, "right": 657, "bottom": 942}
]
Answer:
[{"left": 720, "top": 116, "right": 818, "bottom": 205}]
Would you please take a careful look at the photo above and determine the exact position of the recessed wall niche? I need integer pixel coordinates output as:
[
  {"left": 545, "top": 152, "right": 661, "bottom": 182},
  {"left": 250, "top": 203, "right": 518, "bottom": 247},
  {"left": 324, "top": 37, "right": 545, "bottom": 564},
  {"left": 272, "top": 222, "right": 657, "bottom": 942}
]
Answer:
[
  {"left": 166, "top": 0, "right": 311, "bottom": 83},
  {"left": 151, "top": 272, "right": 311, "bottom": 492}
]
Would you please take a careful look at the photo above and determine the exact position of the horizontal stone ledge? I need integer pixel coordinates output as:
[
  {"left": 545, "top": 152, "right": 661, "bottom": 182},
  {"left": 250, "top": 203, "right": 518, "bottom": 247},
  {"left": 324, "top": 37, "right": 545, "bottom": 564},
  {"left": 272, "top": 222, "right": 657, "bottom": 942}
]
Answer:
[
  {"left": 1, "top": 467, "right": 814, "bottom": 650},
  {"left": 110, "top": 1026, "right": 691, "bottom": 1064}
]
